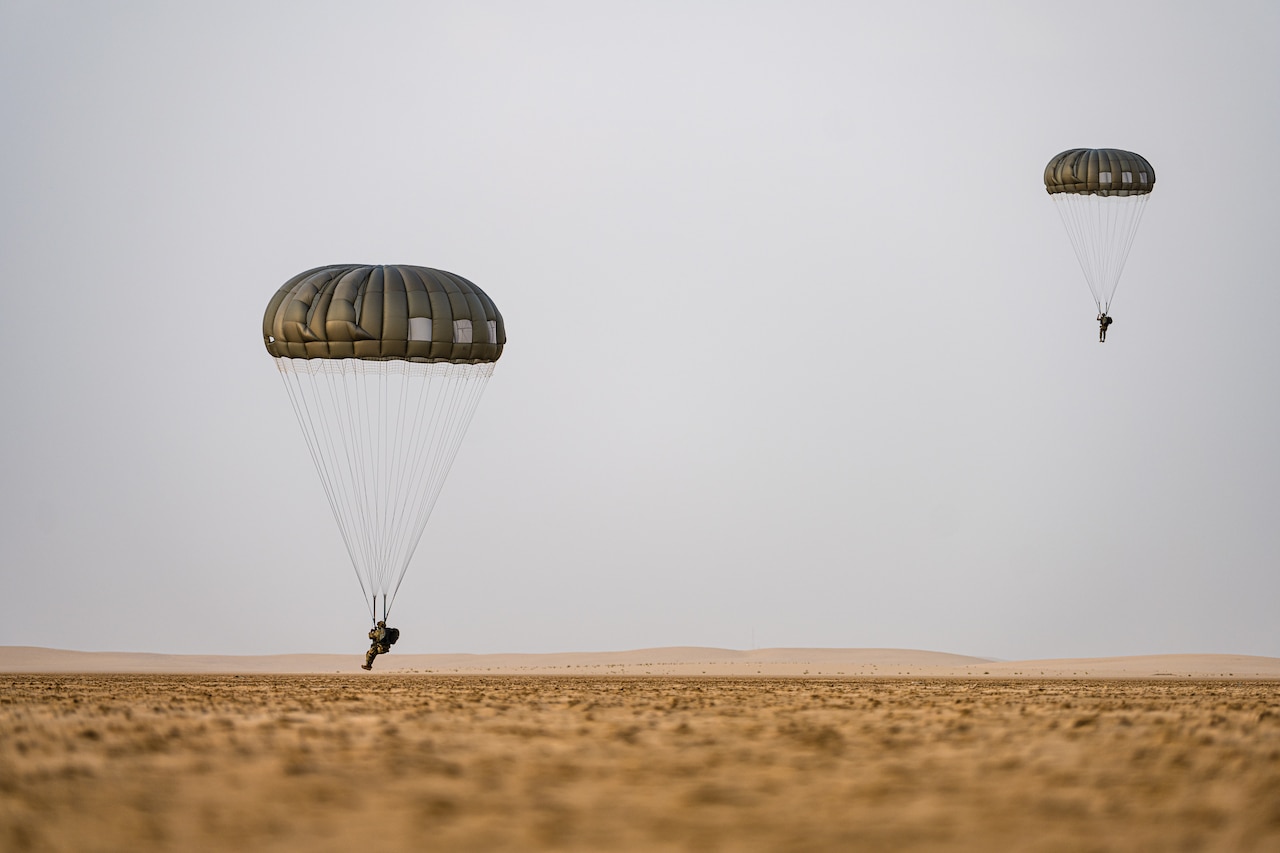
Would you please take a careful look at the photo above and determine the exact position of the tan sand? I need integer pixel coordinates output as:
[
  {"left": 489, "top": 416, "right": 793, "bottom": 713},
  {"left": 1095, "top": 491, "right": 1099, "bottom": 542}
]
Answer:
[
  {"left": 3, "top": 645, "right": 1279, "bottom": 677},
  {"left": 1, "top": 672, "right": 1278, "bottom": 852}
]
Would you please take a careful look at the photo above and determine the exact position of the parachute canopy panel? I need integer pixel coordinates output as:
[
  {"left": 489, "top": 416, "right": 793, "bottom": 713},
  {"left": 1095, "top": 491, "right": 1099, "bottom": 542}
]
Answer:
[
  {"left": 263, "top": 264, "right": 506, "bottom": 363},
  {"left": 1044, "top": 148, "right": 1155, "bottom": 197}
]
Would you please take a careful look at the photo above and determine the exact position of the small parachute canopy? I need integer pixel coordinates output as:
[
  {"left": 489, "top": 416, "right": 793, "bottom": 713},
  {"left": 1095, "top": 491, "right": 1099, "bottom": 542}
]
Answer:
[
  {"left": 263, "top": 264, "right": 505, "bottom": 363},
  {"left": 1044, "top": 148, "right": 1155, "bottom": 198}
]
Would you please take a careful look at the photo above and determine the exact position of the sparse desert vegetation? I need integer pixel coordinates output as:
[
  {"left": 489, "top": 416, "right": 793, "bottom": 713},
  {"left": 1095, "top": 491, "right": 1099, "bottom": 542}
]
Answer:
[{"left": 2, "top": 675, "right": 1278, "bottom": 851}]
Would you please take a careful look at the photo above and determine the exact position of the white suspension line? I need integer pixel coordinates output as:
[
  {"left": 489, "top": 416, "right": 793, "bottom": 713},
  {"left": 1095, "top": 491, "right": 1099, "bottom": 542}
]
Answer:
[
  {"left": 321, "top": 362, "right": 380, "bottom": 599},
  {"left": 388, "top": 366, "right": 493, "bottom": 614},
  {"left": 278, "top": 361, "right": 373, "bottom": 615},
  {"left": 278, "top": 357, "right": 496, "bottom": 621}
]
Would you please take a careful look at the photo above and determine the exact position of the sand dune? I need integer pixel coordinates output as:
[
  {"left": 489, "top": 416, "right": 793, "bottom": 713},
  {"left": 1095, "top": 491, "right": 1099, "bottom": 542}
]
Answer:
[{"left": 3, "top": 645, "right": 1277, "bottom": 677}]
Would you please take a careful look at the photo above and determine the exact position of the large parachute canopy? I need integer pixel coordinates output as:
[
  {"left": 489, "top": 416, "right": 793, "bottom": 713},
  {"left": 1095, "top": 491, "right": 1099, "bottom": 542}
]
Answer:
[
  {"left": 264, "top": 264, "right": 505, "bottom": 623},
  {"left": 1044, "top": 148, "right": 1155, "bottom": 313}
]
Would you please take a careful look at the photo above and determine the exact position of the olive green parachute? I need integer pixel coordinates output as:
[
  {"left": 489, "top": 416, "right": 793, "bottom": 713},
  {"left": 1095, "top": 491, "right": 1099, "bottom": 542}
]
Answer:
[
  {"left": 1044, "top": 148, "right": 1155, "bottom": 197},
  {"left": 263, "top": 265, "right": 505, "bottom": 623},
  {"left": 1044, "top": 149, "right": 1156, "bottom": 314},
  {"left": 263, "top": 264, "right": 505, "bottom": 362}
]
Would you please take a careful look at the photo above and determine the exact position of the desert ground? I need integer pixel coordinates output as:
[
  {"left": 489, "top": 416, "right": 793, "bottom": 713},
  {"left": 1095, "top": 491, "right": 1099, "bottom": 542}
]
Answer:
[{"left": 2, "top": 649, "right": 1279, "bottom": 852}]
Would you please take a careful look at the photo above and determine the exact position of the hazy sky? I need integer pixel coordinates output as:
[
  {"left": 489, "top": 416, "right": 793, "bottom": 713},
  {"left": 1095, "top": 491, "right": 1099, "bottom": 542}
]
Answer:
[{"left": 3, "top": 1, "right": 1277, "bottom": 660}]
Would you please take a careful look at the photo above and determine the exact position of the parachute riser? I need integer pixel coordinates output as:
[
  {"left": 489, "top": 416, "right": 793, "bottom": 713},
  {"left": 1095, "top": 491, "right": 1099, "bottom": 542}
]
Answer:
[{"left": 371, "top": 593, "right": 390, "bottom": 625}]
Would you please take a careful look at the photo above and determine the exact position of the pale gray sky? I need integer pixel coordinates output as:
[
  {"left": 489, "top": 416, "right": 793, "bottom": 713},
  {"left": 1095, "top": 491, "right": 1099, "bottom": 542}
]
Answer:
[{"left": 2, "top": 1, "right": 1277, "bottom": 659}]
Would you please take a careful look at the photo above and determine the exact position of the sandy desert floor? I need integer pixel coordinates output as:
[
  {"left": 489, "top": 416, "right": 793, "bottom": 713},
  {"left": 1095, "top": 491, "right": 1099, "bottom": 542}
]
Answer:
[{"left": 2, "top": 674, "right": 1278, "bottom": 852}]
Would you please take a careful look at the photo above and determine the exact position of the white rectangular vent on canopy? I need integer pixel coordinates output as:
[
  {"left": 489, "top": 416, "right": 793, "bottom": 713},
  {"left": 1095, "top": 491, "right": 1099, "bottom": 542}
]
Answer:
[{"left": 409, "top": 317, "right": 432, "bottom": 341}]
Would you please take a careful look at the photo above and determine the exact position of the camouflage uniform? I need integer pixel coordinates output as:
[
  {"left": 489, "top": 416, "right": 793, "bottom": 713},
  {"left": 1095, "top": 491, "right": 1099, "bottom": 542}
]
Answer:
[
  {"left": 361, "top": 620, "right": 400, "bottom": 670},
  {"left": 362, "top": 621, "right": 390, "bottom": 670},
  {"left": 1098, "top": 313, "right": 1113, "bottom": 342}
]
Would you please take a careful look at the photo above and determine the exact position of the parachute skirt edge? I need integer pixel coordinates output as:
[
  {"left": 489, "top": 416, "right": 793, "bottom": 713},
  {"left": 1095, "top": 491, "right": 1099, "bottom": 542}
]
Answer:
[{"left": 274, "top": 357, "right": 496, "bottom": 380}]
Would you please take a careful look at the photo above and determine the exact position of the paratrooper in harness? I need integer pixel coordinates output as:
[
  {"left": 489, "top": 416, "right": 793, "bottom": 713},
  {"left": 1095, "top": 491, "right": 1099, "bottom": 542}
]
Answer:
[{"left": 362, "top": 620, "right": 400, "bottom": 670}]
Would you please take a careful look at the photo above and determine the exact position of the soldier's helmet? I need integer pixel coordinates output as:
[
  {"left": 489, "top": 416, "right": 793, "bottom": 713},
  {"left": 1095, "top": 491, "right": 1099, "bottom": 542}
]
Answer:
[{"left": 377, "top": 621, "right": 386, "bottom": 628}]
